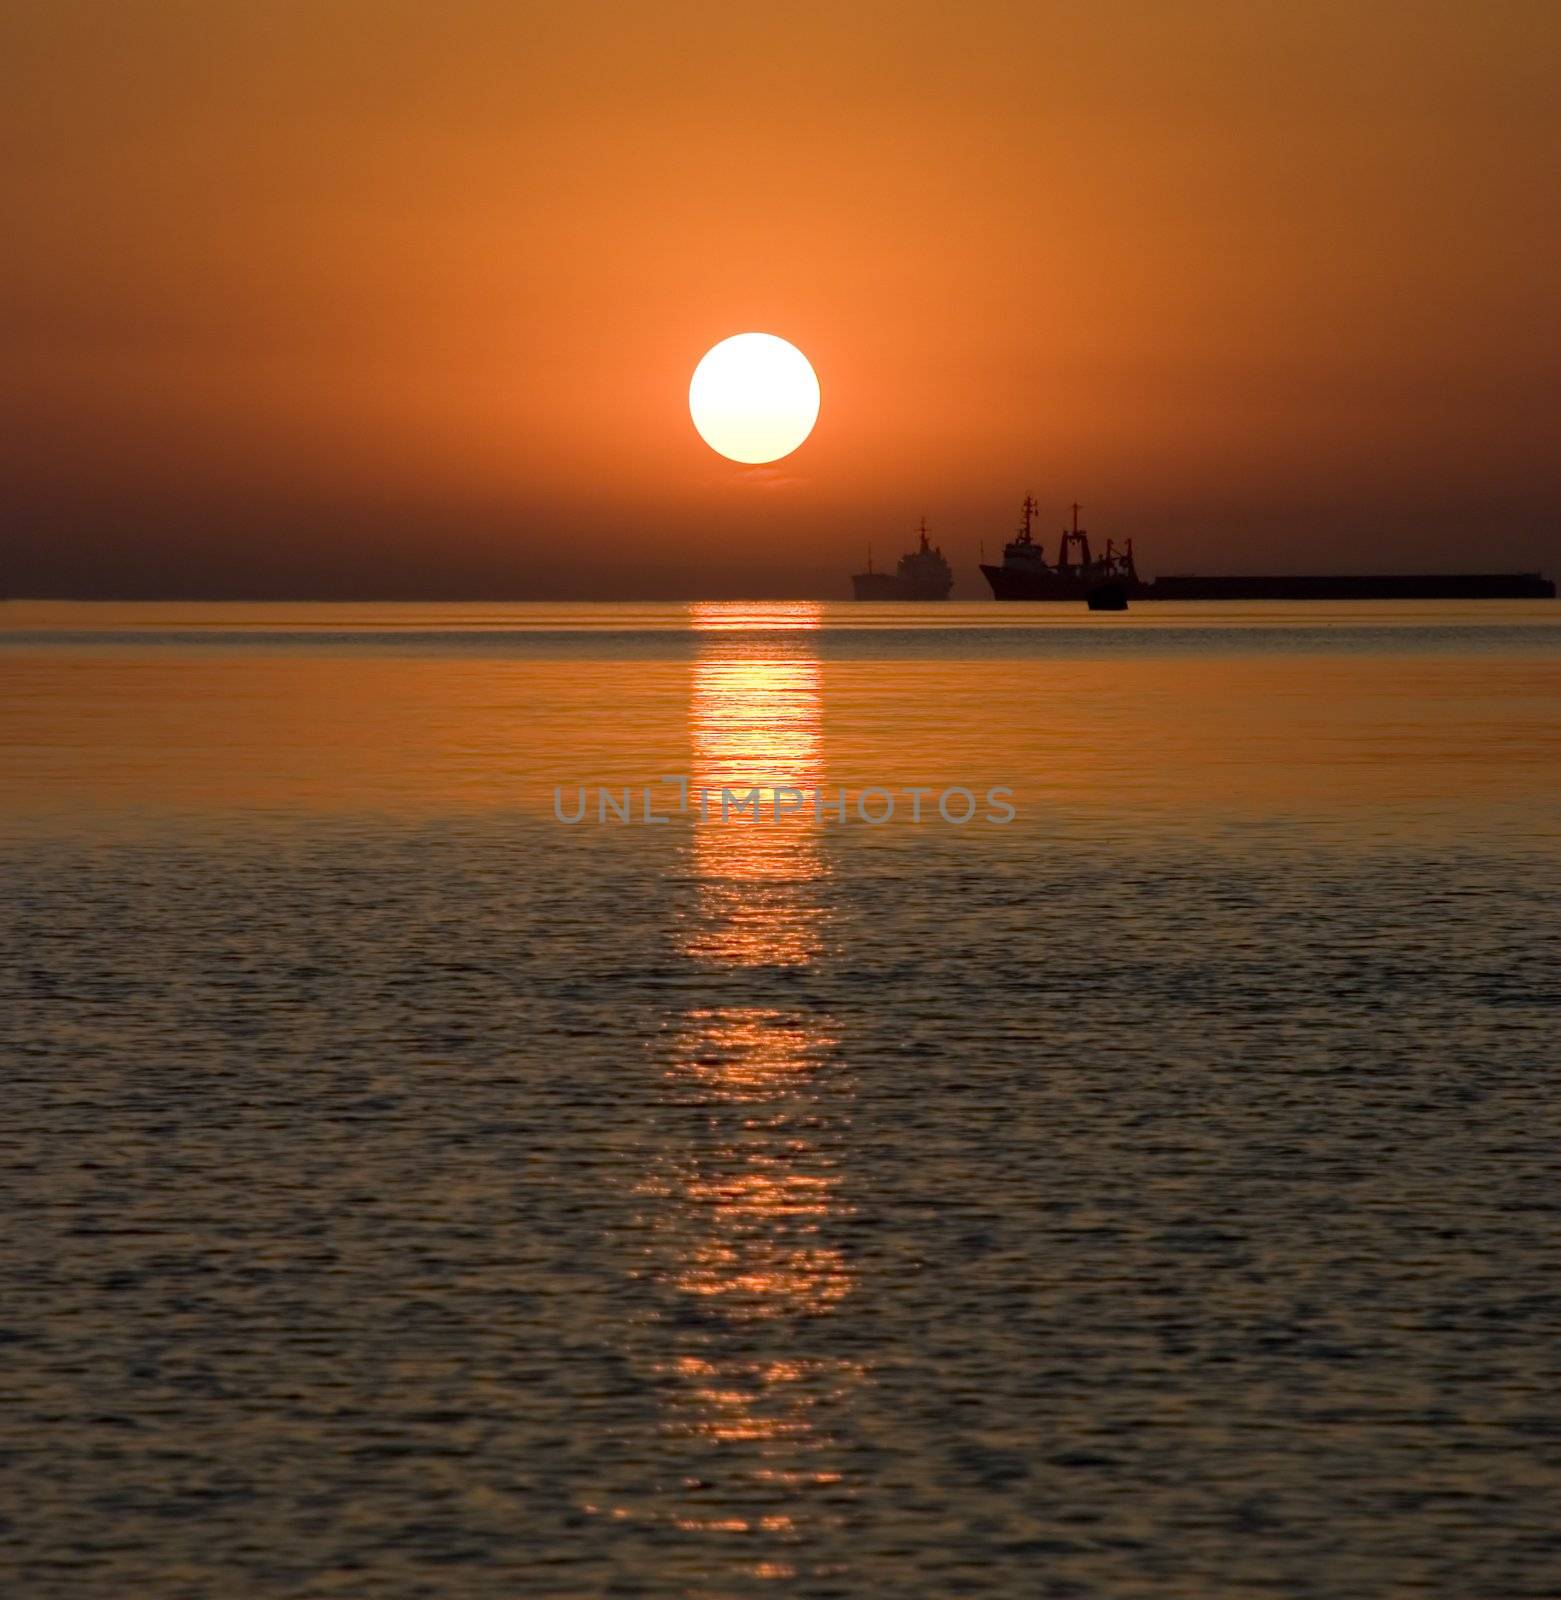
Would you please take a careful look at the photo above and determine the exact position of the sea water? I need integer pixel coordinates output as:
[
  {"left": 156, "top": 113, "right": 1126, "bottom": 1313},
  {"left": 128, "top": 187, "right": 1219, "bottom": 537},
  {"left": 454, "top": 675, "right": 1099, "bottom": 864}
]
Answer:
[{"left": 2, "top": 600, "right": 1558, "bottom": 1597}]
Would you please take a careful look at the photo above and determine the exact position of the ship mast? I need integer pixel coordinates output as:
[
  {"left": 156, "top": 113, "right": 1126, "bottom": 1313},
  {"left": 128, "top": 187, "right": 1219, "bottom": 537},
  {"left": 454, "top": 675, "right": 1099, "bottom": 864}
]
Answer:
[{"left": 1058, "top": 501, "right": 1091, "bottom": 571}]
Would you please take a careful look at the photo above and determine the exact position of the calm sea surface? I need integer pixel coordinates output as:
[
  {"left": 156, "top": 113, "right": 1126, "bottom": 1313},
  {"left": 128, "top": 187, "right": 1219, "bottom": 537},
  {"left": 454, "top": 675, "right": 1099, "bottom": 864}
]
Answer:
[{"left": 2, "top": 599, "right": 1559, "bottom": 1598}]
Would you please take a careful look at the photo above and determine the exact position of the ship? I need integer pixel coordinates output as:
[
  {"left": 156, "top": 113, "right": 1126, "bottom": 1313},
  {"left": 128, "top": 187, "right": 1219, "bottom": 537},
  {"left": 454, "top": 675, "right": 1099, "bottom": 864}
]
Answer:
[
  {"left": 980, "top": 499, "right": 1141, "bottom": 601},
  {"left": 981, "top": 498, "right": 1555, "bottom": 602},
  {"left": 851, "top": 519, "right": 955, "bottom": 600},
  {"left": 849, "top": 548, "right": 900, "bottom": 600}
]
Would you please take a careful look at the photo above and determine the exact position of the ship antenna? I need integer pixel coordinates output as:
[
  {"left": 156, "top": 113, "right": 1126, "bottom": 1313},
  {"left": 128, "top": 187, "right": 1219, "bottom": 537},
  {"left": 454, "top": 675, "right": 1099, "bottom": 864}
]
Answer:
[
  {"left": 1020, "top": 494, "right": 1036, "bottom": 541},
  {"left": 918, "top": 514, "right": 930, "bottom": 551}
]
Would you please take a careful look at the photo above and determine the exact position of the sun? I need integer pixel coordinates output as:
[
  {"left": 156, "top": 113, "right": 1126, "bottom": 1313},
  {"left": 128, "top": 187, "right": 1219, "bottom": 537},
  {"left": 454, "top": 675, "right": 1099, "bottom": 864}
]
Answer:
[{"left": 689, "top": 333, "right": 820, "bottom": 464}]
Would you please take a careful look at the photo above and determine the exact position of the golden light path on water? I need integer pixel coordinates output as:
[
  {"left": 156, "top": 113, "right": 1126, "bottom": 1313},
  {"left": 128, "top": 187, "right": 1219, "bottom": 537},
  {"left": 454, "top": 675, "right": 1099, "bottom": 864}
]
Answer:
[{"left": 615, "top": 604, "right": 864, "bottom": 1578}]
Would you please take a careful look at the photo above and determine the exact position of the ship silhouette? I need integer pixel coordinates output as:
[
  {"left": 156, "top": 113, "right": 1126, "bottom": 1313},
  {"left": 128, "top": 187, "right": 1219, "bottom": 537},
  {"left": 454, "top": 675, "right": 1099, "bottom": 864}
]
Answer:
[
  {"left": 851, "top": 519, "right": 954, "bottom": 600},
  {"left": 978, "top": 498, "right": 1555, "bottom": 602},
  {"left": 979, "top": 499, "right": 1139, "bottom": 601}
]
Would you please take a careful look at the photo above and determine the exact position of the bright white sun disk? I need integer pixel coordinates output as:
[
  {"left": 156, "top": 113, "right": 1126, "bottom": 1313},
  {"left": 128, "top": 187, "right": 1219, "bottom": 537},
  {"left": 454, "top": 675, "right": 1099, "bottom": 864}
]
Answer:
[{"left": 689, "top": 333, "right": 820, "bottom": 464}]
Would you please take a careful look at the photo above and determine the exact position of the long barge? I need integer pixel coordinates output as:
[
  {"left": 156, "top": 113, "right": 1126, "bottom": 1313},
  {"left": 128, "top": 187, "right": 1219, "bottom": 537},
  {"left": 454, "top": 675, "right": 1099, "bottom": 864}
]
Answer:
[{"left": 1147, "top": 571, "right": 1555, "bottom": 600}]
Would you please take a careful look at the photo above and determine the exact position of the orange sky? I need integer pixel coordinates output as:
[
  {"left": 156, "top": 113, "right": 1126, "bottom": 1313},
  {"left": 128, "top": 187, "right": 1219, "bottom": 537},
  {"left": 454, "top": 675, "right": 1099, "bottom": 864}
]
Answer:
[{"left": 3, "top": 0, "right": 1559, "bottom": 597}]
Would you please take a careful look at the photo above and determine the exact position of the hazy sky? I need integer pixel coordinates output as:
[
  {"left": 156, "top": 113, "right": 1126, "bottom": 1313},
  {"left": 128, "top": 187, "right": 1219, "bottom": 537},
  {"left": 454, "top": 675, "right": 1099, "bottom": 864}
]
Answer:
[{"left": 4, "top": 0, "right": 1559, "bottom": 596}]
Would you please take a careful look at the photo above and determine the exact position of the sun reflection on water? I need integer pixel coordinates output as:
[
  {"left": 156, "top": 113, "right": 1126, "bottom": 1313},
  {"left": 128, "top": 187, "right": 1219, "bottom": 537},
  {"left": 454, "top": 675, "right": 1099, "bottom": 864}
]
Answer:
[
  {"left": 682, "top": 604, "right": 828, "bottom": 969},
  {"left": 627, "top": 603, "right": 864, "bottom": 1576}
]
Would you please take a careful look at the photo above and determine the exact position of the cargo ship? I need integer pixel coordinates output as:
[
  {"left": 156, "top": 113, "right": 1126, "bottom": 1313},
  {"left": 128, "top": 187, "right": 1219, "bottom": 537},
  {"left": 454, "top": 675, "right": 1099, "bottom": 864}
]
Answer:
[
  {"left": 851, "top": 519, "right": 954, "bottom": 600},
  {"left": 980, "top": 498, "right": 1555, "bottom": 601}
]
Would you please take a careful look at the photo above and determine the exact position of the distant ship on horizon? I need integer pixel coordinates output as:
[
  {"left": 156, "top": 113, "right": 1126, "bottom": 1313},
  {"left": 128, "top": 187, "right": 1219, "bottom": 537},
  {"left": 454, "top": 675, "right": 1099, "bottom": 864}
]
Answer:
[{"left": 851, "top": 519, "right": 954, "bottom": 601}]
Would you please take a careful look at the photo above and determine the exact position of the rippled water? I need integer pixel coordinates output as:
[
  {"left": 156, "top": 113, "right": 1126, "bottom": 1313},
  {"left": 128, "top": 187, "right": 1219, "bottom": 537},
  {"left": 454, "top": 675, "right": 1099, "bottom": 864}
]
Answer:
[{"left": 2, "top": 600, "right": 1559, "bottom": 1597}]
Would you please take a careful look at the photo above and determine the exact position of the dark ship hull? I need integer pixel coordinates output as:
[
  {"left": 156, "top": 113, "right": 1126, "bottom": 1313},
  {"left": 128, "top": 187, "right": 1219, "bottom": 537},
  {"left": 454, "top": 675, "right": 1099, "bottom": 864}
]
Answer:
[
  {"left": 850, "top": 571, "right": 955, "bottom": 600},
  {"left": 981, "top": 564, "right": 1147, "bottom": 602},
  {"left": 982, "top": 565, "right": 1554, "bottom": 601},
  {"left": 851, "top": 571, "right": 903, "bottom": 600},
  {"left": 899, "top": 570, "right": 954, "bottom": 600}
]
